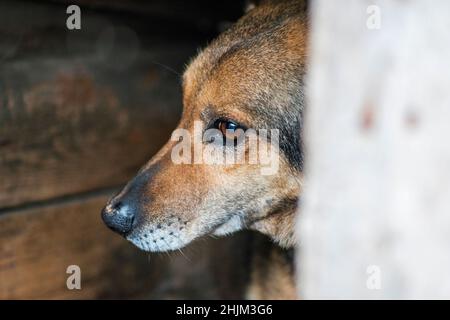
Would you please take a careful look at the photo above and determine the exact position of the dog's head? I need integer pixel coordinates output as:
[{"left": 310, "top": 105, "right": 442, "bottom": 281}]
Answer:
[{"left": 102, "top": 0, "right": 308, "bottom": 251}]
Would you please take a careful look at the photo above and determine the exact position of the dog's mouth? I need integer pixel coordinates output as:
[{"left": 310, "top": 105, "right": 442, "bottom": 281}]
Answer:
[
  {"left": 126, "top": 228, "right": 191, "bottom": 253},
  {"left": 211, "top": 214, "right": 245, "bottom": 236},
  {"left": 124, "top": 213, "right": 246, "bottom": 252}
]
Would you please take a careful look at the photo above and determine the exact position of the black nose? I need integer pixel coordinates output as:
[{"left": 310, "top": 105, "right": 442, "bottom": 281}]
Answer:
[{"left": 101, "top": 200, "right": 135, "bottom": 236}]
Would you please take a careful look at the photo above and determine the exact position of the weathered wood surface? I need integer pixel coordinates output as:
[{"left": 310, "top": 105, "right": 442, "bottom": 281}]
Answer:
[
  {"left": 49, "top": 0, "right": 245, "bottom": 30},
  {"left": 0, "top": 193, "right": 164, "bottom": 299},
  {"left": 0, "top": 0, "right": 206, "bottom": 208},
  {"left": 0, "top": 191, "right": 252, "bottom": 299},
  {"left": 0, "top": 0, "right": 250, "bottom": 299},
  {"left": 299, "top": 0, "right": 450, "bottom": 299}
]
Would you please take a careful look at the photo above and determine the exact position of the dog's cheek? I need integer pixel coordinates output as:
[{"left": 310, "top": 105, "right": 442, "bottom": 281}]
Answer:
[{"left": 213, "top": 168, "right": 274, "bottom": 215}]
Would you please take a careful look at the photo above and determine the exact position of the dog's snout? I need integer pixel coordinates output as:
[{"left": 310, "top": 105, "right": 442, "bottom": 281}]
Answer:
[{"left": 101, "top": 199, "right": 135, "bottom": 236}]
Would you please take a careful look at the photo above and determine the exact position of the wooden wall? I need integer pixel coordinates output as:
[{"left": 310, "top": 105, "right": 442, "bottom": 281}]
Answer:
[{"left": 0, "top": 0, "right": 247, "bottom": 299}]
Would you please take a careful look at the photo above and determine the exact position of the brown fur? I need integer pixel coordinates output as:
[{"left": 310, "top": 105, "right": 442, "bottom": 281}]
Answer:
[{"left": 102, "top": 0, "right": 308, "bottom": 299}]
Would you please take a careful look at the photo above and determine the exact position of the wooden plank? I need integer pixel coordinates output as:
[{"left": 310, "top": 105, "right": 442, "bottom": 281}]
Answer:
[
  {"left": 0, "top": 193, "right": 168, "bottom": 299},
  {"left": 0, "top": 191, "right": 253, "bottom": 299},
  {"left": 0, "top": 0, "right": 203, "bottom": 208},
  {"left": 47, "top": 0, "right": 246, "bottom": 29}
]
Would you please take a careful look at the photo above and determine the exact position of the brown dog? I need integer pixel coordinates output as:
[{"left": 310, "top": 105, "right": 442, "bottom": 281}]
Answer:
[{"left": 102, "top": 0, "right": 308, "bottom": 299}]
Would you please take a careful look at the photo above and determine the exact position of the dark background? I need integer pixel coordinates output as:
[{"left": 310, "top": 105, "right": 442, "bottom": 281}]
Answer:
[{"left": 0, "top": 0, "right": 257, "bottom": 299}]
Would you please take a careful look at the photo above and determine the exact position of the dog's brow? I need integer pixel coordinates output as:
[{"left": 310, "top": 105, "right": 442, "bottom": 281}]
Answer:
[{"left": 200, "top": 105, "right": 216, "bottom": 122}]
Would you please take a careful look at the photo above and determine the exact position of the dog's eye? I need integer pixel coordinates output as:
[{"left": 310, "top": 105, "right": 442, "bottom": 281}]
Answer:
[
  {"left": 215, "top": 119, "right": 239, "bottom": 137},
  {"left": 216, "top": 119, "right": 238, "bottom": 133}
]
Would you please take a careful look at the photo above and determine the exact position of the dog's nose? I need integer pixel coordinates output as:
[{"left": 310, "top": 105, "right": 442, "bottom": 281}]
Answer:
[{"left": 101, "top": 199, "right": 135, "bottom": 236}]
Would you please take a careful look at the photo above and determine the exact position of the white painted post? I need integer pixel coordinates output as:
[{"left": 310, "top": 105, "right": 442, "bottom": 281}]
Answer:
[{"left": 299, "top": 0, "right": 450, "bottom": 299}]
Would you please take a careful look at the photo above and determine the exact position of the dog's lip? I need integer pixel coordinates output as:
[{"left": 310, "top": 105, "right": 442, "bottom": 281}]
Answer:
[
  {"left": 210, "top": 219, "right": 229, "bottom": 231},
  {"left": 208, "top": 213, "right": 244, "bottom": 232}
]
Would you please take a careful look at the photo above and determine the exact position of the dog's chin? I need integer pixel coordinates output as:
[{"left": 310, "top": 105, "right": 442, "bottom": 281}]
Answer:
[
  {"left": 125, "top": 215, "right": 246, "bottom": 253},
  {"left": 126, "top": 231, "right": 193, "bottom": 253}
]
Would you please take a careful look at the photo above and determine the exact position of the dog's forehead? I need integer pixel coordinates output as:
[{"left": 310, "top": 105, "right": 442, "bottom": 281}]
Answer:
[
  {"left": 182, "top": 23, "right": 306, "bottom": 127},
  {"left": 183, "top": 0, "right": 307, "bottom": 74}
]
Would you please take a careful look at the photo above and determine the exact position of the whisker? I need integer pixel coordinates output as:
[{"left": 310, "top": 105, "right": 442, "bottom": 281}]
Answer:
[
  {"left": 150, "top": 60, "right": 181, "bottom": 77},
  {"left": 161, "top": 238, "right": 174, "bottom": 260},
  {"left": 177, "top": 247, "right": 191, "bottom": 262}
]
